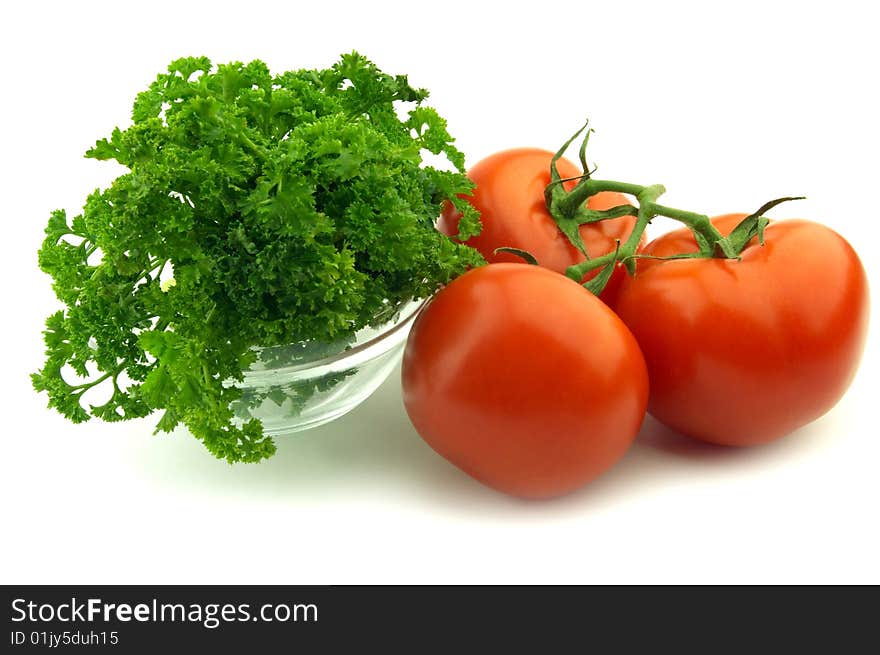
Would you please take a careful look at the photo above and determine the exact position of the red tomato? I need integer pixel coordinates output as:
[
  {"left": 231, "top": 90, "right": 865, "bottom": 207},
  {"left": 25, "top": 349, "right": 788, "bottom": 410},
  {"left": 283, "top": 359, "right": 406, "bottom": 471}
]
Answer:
[
  {"left": 438, "top": 148, "right": 638, "bottom": 305},
  {"left": 402, "top": 263, "right": 649, "bottom": 499},
  {"left": 614, "top": 214, "right": 869, "bottom": 446}
]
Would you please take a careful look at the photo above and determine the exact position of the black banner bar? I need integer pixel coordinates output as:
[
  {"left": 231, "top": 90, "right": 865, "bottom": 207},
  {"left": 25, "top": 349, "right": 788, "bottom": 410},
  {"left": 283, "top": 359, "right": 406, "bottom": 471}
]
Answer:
[{"left": 1, "top": 585, "right": 875, "bottom": 651}]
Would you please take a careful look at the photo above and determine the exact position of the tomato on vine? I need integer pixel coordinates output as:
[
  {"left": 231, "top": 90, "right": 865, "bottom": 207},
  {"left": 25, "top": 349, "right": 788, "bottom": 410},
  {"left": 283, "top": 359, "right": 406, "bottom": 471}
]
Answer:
[
  {"left": 438, "top": 147, "right": 637, "bottom": 304},
  {"left": 402, "top": 264, "right": 649, "bottom": 499},
  {"left": 404, "top": 121, "right": 869, "bottom": 500},
  {"left": 614, "top": 214, "right": 869, "bottom": 446}
]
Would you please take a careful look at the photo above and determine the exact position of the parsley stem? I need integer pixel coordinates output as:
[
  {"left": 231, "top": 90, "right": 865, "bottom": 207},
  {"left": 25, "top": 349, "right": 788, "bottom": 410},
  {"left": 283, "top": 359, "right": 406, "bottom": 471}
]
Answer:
[
  {"left": 239, "top": 132, "right": 264, "bottom": 156},
  {"left": 69, "top": 371, "right": 112, "bottom": 391}
]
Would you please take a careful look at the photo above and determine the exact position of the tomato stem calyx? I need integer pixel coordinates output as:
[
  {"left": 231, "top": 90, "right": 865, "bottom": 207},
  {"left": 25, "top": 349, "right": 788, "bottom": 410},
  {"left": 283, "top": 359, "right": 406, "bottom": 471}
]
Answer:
[
  {"left": 494, "top": 247, "right": 539, "bottom": 266},
  {"left": 545, "top": 121, "right": 803, "bottom": 294}
]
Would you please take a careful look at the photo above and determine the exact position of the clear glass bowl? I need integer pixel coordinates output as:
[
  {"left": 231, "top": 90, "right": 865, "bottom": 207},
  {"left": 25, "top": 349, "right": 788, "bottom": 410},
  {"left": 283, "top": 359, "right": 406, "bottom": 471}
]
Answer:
[{"left": 229, "top": 300, "right": 423, "bottom": 436}]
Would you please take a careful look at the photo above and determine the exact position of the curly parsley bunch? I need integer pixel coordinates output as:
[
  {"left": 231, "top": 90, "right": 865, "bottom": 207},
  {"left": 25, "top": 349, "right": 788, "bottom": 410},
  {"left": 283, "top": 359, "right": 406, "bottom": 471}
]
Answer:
[{"left": 33, "top": 53, "right": 482, "bottom": 462}]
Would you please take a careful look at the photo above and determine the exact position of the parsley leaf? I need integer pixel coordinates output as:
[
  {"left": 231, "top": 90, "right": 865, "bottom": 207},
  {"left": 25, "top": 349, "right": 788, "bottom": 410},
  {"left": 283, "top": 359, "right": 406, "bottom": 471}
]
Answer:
[{"left": 34, "top": 53, "right": 482, "bottom": 463}]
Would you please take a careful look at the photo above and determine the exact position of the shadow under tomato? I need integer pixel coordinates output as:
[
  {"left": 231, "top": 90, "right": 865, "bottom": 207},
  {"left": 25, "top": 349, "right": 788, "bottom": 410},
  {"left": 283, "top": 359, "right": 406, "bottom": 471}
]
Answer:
[
  {"left": 637, "top": 415, "right": 750, "bottom": 460},
  {"left": 129, "top": 363, "right": 835, "bottom": 513},
  {"left": 636, "top": 413, "right": 828, "bottom": 461},
  {"left": 536, "top": 411, "right": 833, "bottom": 510}
]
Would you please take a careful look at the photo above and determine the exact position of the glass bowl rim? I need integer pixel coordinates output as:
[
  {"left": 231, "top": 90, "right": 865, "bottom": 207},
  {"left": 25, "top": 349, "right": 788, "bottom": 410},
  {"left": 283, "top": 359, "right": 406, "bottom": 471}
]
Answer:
[{"left": 243, "top": 298, "right": 426, "bottom": 378}]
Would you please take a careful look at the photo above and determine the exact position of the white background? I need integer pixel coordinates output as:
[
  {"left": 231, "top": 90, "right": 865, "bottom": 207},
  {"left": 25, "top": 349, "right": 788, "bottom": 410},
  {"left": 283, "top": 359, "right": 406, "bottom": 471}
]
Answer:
[{"left": 2, "top": 0, "right": 877, "bottom": 584}]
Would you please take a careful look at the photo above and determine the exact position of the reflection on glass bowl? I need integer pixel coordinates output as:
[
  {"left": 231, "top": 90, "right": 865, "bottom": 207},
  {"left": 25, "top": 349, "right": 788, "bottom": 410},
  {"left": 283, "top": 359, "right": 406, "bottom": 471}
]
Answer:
[{"left": 230, "top": 299, "right": 423, "bottom": 436}]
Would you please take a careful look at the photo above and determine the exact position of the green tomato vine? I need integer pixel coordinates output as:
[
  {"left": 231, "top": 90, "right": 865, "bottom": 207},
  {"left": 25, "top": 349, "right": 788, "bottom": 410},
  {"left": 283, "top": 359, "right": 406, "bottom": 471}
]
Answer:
[{"left": 542, "top": 122, "right": 802, "bottom": 294}]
